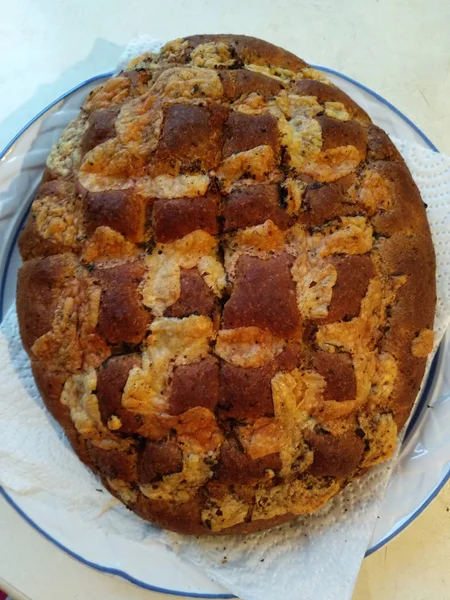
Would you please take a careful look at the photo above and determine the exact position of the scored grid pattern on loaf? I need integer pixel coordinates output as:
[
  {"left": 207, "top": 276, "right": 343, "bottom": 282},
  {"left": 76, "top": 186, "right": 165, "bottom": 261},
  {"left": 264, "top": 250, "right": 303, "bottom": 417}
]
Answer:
[{"left": 16, "top": 34, "right": 436, "bottom": 535}]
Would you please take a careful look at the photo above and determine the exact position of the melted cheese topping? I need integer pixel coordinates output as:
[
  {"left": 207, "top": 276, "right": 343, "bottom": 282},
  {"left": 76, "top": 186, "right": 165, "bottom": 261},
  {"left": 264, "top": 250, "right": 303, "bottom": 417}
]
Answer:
[
  {"left": 324, "top": 101, "right": 350, "bottom": 121},
  {"left": 81, "top": 227, "right": 138, "bottom": 263},
  {"left": 216, "top": 145, "right": 279, "bottom": 191},
  {"left": 142, "top": 230, "right": 224, "bottom": 315},
  {"left": 370, "top": 352, "right": 398, "bottom": 406},
  {"left": 316, "top": 276, "right": 405, "bottom": 355},
  {"left": 198, "top": 256, "right": 227, "bottom": 297},
  {"left": 61, "top": 368, "right": 128, "bottom": 450},
  {"left": 316, "top": 276, "right": 405, "bottom": 408},
  {"left": 190, "top": 42, "right": 235, "bottom": 68},
  {"left": 292, "top": 257, "right": 337, "bottom": 319},
  {"left": 32, "top": 190, "right": 84, "bottom": 249},
  {"left": 359, "top": 413, "right": 397, "bottom": 467},
  {"left": 150, "top": 66, "right": 223, "bottom": 100},
  {"left": 202, "top": 493, "right": 249, "bottom": 531},
  {"left": 253, "top": 476, "right": 339, "bottom": 521},
  {"left": 302, "top": 145, "right": 362, "bottom": 182},
  {"left": 297, "top": 67, "right": 332, "bottom": 83},
  {"left": 136, "top": 174, "right": 210, "bottom": 199},
  {"left": 215, "top": 327, "right": 284, "bottom": 368},
  {"left": 290, "top": 218, "right": 372, "bottom": 321},
  {"left": 318, "top": 216, "right": 373, "bottom": 256},
  {"left": 141, "top": 454, "right": 212, "bottom": 503},
  {"left": 230, "top": 220, "right": 286, "bottom": 252},
  {"left": 159, "top": 38, "right": 189, "bottom": 63},
  {"left": 83, "top": 77, "right": 131, "bottom": 112},
  {"left": 278, "top": 111, "right": 322, "bottom": 172},
  {"left": 276, "top": 93, "right": 323, "bottom": 119},
  {"left": 271, "top": 369, "right": 319, "bottom": 476},
  {"left": 140, "top": 407, "right": 223, "bottom": 502},
  {"left": 224, "top": 220, "right": 287, "bottom": 280},
  {"left": 357, "top": 171, "right": 393, "bottom": 215},
  {"left": 32, "top": 294, "right": 82, "bottom": 372},
  {"left": 411, "top": 329, "right": 434, "bottom": 357},
  {"left": 125, "top": 52, "right": 159, "bottom": 72},
  {"left": 115, "top": 93, "right": 163, "bottom": 158},
  {"left": 238, "top": 417, "right": 285, "bottom": 459},
  {"left": 107, "top": 478, "right": 137, "bottom": 503},
  {"left": 245, "top": 63, "right": 296, "bottom": 82},
  {"left": 78, "top": 138, "right": 139, "bottom": 191},
  {"left": 282, "top": 178, "right": 307, "bottom": 215},
  {"left": 32, "top": 276, "right": 109, "bottom": 372},
  {"left": 232, "top": 93, "right": 270, "bottom": 114},
  {"left": 122, "top": 315, "right": 214, "bottom": 415},
  {"left": 46, "top": 113, "right": 88, "bottom": 178}
]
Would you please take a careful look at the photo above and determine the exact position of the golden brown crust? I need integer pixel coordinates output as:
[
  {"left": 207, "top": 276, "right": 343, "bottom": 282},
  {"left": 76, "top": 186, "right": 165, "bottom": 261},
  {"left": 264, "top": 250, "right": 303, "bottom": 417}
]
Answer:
[
  {"left": 84, "top": 188, "right": 146, "bottom": 243},
  {"left": 324, "top": 255, "right": 375, "bottom": 323},
  {"left": 17, "top": 34, "right": 436, "bottom": 535},
  {"left": 96, "top": 353, "right": 143, "bottom": 433},
  {"left": 305, "top": 427, "right": 364, "bottom": 478},
  {"left": 223, "top": 112, "right": 280, "bottom": 158},
  {"left": 30, "top": 360, "right": 92, "bottom": 467},
  {"left": 153, "top": 194, "right": 219, "bottom": 242},
  {"left": 300, "top": 179, "right": 359, "bottom": 227},
  {"left": 224, "top": 184, "right": 291, "bottom": 231},
  {"left": 164, "top": 268, "right": 217, "bottom": 318},
  {"left": 366, "top": 124, "right": 403, "bottom": 162},
  {"left": 95, "top": 261, "right": 150, "bottom": 345},
  {"left": 169, "top": 357, "right": 219, "bottom": 415},
  {"left": 223, "top": 253, "right": 301, "bottom": 338},
  {"left": 377, "top": 232, "right": 436, "bottom": 427},
  {"left": 312, "top": 352, "right": 356, "bottom": 402},
  {"left": 219, "top": 69, "right": 283, "bottom": 101},
  {"left": 81, "top": 109, "right": 119, "bottom": 155},
  {"left": 216, "top": 436, "right": 282, "bottom": 483},
  {"left": 17, "top": 254, "right": 79, "bottom": 353},
  {"left": 19, "top": 182, "right": 84, "bottom": 260},
  {"left": 154, "top": 102, "right": 228, "bottom": 173},
  {"left": 138, "top": 440, "right": 183, "bottom": 484},
  {"left": 218, "top": 361, "right": 276, "bottom": 419},
  {"left": 317, "top": 115, "right": 367, "bottom": 158},
  {"left": 183, "top": 34, "right": 308, "bottom": 71}
]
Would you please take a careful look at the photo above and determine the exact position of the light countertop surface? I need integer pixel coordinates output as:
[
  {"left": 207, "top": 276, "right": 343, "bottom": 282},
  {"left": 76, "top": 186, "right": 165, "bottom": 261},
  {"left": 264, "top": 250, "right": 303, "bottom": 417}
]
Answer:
[{"left": 1, "top": 1, "right": 449, "bottom": 599}]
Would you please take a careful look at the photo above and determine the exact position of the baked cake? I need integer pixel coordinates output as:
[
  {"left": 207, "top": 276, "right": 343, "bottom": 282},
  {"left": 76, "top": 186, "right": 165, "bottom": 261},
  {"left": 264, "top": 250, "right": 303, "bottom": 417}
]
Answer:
[{"left": 16, "top": 35, "right": 436, "bottom": 534}]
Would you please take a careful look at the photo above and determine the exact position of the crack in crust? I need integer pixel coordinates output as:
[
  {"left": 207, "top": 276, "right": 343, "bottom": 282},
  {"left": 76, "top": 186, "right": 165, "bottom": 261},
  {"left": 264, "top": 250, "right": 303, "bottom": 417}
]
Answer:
[{"left": 17, "top": 33, "right": 436, "bottom": 536}]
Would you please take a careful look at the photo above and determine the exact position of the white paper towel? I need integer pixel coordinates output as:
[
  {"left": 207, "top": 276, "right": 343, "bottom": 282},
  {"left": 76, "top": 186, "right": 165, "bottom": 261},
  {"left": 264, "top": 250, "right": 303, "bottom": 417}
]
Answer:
[
  {"left": 116, "top": 35, "right": 164, "bottom": 72},
  {"left": 0, "top": 42, "right": 450, "bottom": 599}
]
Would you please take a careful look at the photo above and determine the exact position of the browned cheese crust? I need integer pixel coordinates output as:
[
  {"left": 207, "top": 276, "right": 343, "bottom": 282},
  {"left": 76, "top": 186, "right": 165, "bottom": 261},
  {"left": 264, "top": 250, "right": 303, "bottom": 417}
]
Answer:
[{"left": 16, "top": 34, "right": 436, "bottom": 535}]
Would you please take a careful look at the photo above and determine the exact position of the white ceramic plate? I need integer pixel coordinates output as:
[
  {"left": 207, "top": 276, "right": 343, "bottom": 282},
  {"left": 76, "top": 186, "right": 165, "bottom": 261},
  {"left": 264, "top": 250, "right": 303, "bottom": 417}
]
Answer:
[{"left": 0, "top": 68, "right": 449, "bottom": 598}]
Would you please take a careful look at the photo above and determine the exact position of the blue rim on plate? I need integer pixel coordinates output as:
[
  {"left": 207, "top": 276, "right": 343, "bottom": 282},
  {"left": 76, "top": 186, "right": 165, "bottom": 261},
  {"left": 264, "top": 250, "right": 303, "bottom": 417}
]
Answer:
[{"left": 0, "top": 66, "right": 446, "bottom": 597}]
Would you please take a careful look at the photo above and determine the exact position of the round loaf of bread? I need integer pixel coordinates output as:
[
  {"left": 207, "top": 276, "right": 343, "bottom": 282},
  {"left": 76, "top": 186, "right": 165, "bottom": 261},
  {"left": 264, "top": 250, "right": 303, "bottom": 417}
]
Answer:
[{"left": 17, "top": 35, "right": 436, "bottom": 535}]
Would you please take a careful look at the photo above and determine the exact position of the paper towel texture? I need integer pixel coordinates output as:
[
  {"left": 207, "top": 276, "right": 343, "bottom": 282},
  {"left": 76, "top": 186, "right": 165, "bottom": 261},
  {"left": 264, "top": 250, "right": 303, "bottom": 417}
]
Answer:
[{"left": 116, "top": 35, "right": 164, "bottom": 72}]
